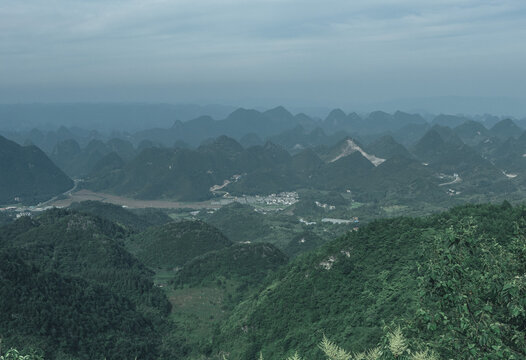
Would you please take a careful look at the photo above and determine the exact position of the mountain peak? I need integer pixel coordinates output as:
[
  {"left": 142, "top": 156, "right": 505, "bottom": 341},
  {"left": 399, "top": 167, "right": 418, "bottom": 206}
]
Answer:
[
  {"left": 367, "top": 135, "right": 412, "bottom": 159},
  {"left": 228, "top": 108, "right": 261, "bottom": 120},
  {"left": 432, "top": 114, "right": 470, "bottom": 128},
  {"left": 491, "top": 118, "right": 522, "bottom": 139},
  {"left": 325, "top": 109, "right": 346, "bottom": 122},
  {"left": 330, "top": 138, "right": 385, "bottom": 166},
  {"left": 0, "top": 136, "right": 73, "bottom": 205},
  {"left": 264, "top": 106, "right": 293, "bottom": 119},
  {"left": 199, "top": 135, "right": 243, "bottom": 154},
  {"left": 430, "top": 124, "right": 464, "bottom": 146}
]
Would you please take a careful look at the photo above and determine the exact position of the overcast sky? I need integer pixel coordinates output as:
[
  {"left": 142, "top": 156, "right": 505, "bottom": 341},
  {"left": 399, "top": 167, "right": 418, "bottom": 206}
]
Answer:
[{"left": 1, "top": 0, "right": 526, "bottom": 114}]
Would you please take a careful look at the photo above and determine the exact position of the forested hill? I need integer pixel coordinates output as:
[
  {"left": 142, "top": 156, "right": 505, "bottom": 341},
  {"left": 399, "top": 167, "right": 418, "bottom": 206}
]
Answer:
[
  {"left": 69, "top": 200, "right": 172, "bottom": 232},
  {"left": 213, "top": 202, "right": 526, "bottom": 359},
  {"left": 1, "top": 203, "right": 525, "bottom": 359},
  {"left": 0, "top": 209, "right": 186, "bottom": 359},
  {"left": 0, "top": 135, "right": 73, "bottom": 205},
  {"left": 0, "top": 250, "right": 163, "bottom": 359},
  {"left": 0, "top": 208, "right": 170, "bottom": 310},
  {"left": 127, "top": 220, "right": 233, "bottom": 269}
]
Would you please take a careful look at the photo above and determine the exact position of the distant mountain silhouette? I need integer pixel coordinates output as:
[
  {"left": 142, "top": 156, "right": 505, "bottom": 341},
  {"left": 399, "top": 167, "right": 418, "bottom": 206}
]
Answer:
[
  {"left": 0, "top": 135, "right": 73, "bottom": 204},
  {"left": 491, "top": 118, "right": 523, "bottom": 139}
]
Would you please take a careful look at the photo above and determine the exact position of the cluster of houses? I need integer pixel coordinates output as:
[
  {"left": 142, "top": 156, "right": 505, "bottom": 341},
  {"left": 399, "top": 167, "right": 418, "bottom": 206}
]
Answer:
[
  {"left": 212, "top": 191, "right": 299, "bottom": 209},
  {"left": 253, "top": 192, "right": 299, "bottom": 206},
  {"left": 300, "top": 216, "right": 360, "bottom": 226},
  {"left": 0, "top": 205, "right": 58, "bottom": 218},
  {"left": 315, "top": 201, "right": 336, "bottom": 210}
]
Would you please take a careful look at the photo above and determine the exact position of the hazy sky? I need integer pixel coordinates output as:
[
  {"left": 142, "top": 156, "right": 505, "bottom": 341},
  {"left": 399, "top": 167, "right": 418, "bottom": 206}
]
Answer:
[{"left": 1, "top": 0, "right": 526, "bottom": 114}]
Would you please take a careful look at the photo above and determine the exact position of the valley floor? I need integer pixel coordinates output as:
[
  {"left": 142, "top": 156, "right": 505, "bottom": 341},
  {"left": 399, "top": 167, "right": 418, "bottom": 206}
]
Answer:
[{"left": 48, "top": 189, "right": 221, "bottom": 209}]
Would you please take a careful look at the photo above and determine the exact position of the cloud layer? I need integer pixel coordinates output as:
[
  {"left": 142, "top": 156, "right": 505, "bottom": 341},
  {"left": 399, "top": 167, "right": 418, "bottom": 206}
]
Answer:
[{"left": 1, "top": 0, "right": 526, "bottom": 110}]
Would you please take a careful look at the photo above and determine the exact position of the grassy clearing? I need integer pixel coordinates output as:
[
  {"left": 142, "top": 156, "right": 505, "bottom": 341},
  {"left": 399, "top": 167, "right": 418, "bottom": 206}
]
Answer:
[
  {"left": 381, "top": 204, "right": 409, "bottom": 215},
  {"left": 154, "top": 270, "right": 241, "bottom": 355}
]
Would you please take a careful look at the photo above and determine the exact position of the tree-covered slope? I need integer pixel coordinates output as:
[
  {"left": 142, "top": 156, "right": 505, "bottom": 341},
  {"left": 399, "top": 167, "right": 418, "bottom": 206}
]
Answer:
[
  {"left": 51, "top": 138, "right": 136, "bottom": 178},
  {"left": 213, "top": 203, "right": 526, "bottom": 359},
  {"left": 203, "top": 202, "right": 269, "bottom": 243},
  {"left": 69, "top": 200, "right": 171, "bottom": 232},
  {"left": 0, "top": 209, "right": 171, "bottom": 313},
  {"left": 0, "top": 251, "right": 161, "bottom": 360},
  {"left": 0, "top": 135, "right": 73, "bottom": 205},
  {"left": 127, "top": 220, "right": 232, "bottom": 269},
  {"left": 0, "top": 209, "right": 188, "bottom": 359},
  {"left": 172, "top": 242, "right": 288, "bottom": 288}
]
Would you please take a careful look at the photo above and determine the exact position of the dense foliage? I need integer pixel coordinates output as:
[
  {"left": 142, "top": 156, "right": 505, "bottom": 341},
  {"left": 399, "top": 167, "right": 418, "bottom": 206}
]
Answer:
[
  {"left": 1, "top": 201, "right": 525, "bottom": 360},
  {"left": 0, "top": 209, "right": 170, "bottom": 313},
  {"left": 127, "top": 220, "right": 232, "bottom": 269},
  {"left": 415, "top": 206, "right": 526, "bottom": 359},
  {"left": 0, "top": 251, "right": 161, "bottom": 359},
  {"left": 69, "top": 200, "right": 171, "bottom": 232},
  {"left": 0, "top": 209, "right": 185, "bottom": 359},
  {"left": 0, "top": 135, "right": 73, "bottom": 205},
  {"left": 213, "top": 203, "right": 526, "bottom": 359},
  {"left": 204, "top": 202, "right": 270, "bottom": 243},
  {"left": 172, "top": 242, "right": 288, "bottom": 288}
]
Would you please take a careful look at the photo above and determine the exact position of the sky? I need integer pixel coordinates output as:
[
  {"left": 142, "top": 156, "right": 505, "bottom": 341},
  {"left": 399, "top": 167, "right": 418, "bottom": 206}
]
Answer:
[{"left": 1, "top": 0, "right": 526, "bottom": 115}]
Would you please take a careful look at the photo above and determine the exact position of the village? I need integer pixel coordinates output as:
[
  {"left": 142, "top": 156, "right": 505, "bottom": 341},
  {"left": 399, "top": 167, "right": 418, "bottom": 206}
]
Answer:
[
  {"left": 0, "top": 204, "right": 58, "bottom": 219},
  {"left": 211, "top": 191, "right": 299, "bottom": 210}
]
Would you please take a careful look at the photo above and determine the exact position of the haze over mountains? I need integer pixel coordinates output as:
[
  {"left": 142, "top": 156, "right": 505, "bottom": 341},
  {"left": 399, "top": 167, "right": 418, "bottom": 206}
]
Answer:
[
  {"left": 3, "top": 0, "right": 526, "bottom": 357},
  {"left": 0, "top": 135, "right": 73, "bottom": 205},
  {"left": 2, "top": 104, "right": 526, "bottom": 359},
  {"left": 2, "top": 104, "right": 526, "bottom": 207},
  {"left": 1, "top": 104, "right": 525, "bottom": 146}
]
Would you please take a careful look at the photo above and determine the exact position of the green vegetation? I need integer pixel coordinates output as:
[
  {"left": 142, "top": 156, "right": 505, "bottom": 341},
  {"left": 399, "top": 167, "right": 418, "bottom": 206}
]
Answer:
[
  {"left": 0, "top": 250, "right": 167, "bottom": 359},
  {"left": 69, "top": 200, "right": 171, "bottom": 232},
  {"left": 203, "top": 202, "right": 270, "bottom": 243},
  {"left": 225, "top": 329, "right": 439, "bottom": 360},
  {"left": 201, "top": 201, "right": 352, "bottom": 253},
  {"left": 1, "top": 201, "right": 525, "bottom": 360},
  {"left": 212, "top": 203, "right": 526, "bottom": 359},
  {"left": 173, "top": 242, "right": 288, "bottom": 288},
  {"left": 6, "top": 108, "right": 526, "bottom": 360},
  {"left": 0, "top": 348, "right": 43, "bottom": 360},
  {"left": 127, "top": 220, "right": 232, "bottom": 269},
  {"left": 0, "top": 209, "right": 186, "bottom": 359},
  {"left": 168, "top": 243, "right": 289, "bottom": 358},
  {"left": 0, "top": 212, "right": 14, "bottom": 226},
  {"left": 0, "top": 135, "right": 73, "bottom": 205},
  {"left": 415, "top": 210, "right": 526, "bottom": 358},
  {"left": 0, "top": 209, "right": 170, "bottom": 313}
]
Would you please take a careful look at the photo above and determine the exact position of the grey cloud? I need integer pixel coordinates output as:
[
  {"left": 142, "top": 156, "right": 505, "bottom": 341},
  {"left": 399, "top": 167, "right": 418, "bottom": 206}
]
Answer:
[{"left": 1, "top": 0, "right": 525, "bottom": 114}]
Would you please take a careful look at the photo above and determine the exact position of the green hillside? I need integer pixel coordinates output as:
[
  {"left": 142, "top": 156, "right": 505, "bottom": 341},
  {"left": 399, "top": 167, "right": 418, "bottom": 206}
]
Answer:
[
  {"left": 365, "top": 135, "right": 413, "bottom": 159},
  {"left": 491, "top": 118, "right": 522, "bottom": 139},
  {"left": 51, "top": 138, "right": 136, "bottom": 178},
  {"left": 173, "top": 242, "right": 288, "bottom": 288},
  {"left": 0, "top": 251, "right": 164, "bottom": 360},
  {"left": 203, "top": 202, "right": 270, "bottom": 243},
  {"left": 0, "top": 209, "right": 170, "bottom": 313},
  {"left": 212, "top": 203, "right": 526, "bottom": 359},
  {"left": 453, "top": 120, "right": 490, "bottom": 145},
  {"left": 201, "top": 202, "right": 315, "bottom": 250},
  {"left": 69, "top": 200, "right": 171, "bottom": 232},
  {"left": 0, "top": 135, "right": 73, "bottom": 205},
  {"left": 0, "top": 209, "right": 187, "bottom": 359},
  {"left": 127, "top": 220, "right": 232, "bottom": 269},
  {"left": 359, "top": 155, "right": 446, "bottom": 203}
]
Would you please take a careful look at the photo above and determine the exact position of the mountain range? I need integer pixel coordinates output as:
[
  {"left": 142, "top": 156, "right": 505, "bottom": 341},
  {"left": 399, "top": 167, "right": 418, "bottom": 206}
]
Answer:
[
  {"left": 76, "top": 117, "right": 524, "bottom": 204},
  {"left": 3, "top": 106, "right": 526, "bottom": 212}
]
